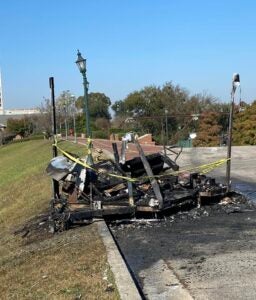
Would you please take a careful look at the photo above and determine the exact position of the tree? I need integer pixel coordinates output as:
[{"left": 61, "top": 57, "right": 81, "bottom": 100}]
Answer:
[
  {"left": 112, "top": 100, "right": 126, "bottom": 117},
  {"left": 7, "top": 117, "right": 33, "bottom": 137},
  {"left": 233, "top": 101, "right": 256, "bottom": 145},
  {"left": 111, "top": 82, "right": 222, "bottom": 143},
  {"left": 55, "top": 91, "right": 76, "bottom": 136},
  {"left": 37, "top": 98, "right": 53, "bottom": 137},
  {"left": 193, "top": 111, "right": 222, "bottom": 146},
  {"left": 95, "top": 117, "right": 110, "bottom": 131},
  {"left": 76, "top": 92, "right": 111, "bottom": 120},
  {"left": 111, "top": 83, "right": 187, "bottom": 138}
]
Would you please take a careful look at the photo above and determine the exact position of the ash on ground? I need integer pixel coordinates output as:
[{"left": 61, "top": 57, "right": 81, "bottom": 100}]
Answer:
[
  {"left": 109, "top": 192, "right": 255, "bottom": 231},
  {"left": 13, "top": 211, "right": 54, "bottom": 245},
  {"left": 14, "top": 192, "right": 254, "bottom": 244}
]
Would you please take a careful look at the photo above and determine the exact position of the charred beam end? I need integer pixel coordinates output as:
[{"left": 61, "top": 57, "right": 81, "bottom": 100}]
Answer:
[
  {"left": 128, "top": 181, "right": 134, "bottom": 206},
  {"left": 112, "top": 143, "right": 120, "bottom": 165},
  {"left": 120, "top": 140, "right": 126, "bottom": 164},
  {"left": 134, "top": 139, "right": 164, "bottom": 209}
]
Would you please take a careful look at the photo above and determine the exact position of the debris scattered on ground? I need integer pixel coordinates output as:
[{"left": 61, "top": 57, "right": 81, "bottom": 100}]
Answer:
[
  {"left": 14, "top": 190, "right": 254, "bottom": 242},
  {"left": 14, "top": 137, "right": 250, "bottom": 237}
]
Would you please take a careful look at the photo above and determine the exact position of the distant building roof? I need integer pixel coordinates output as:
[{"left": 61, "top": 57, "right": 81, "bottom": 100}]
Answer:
[{"left": 4, "top": 108, "right": 40, "bottom": 115}]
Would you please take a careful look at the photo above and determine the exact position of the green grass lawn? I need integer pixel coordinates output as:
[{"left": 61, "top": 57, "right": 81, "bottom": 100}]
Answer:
[{"left": 0, "top": 139, "right": 119, "bottom": 300}]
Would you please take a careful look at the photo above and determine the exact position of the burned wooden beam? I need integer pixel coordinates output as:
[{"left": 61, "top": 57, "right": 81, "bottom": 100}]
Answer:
[
  {"left": 128, "top": 181, "right": 134, "bottom": 206},
  {"left": 120, "top": 140, "right": 126, "bottom": 164},
  {"left": 134, "top": 139, "right": 164, "bottom": 209}
]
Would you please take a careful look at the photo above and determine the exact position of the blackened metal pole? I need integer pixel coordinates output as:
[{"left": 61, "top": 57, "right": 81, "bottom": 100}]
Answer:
[
  {"left": 49, "top": 77, "right": 59, "bottom": 198},
  {"left": 50, "top": 77, "right": 57, "bottom": 156},
  {"left": 226, "top": 92, "right": 234, "bottom": 191},
  {"left": 112, "top": 142, "right": 120, "bottom": 165},
  {"left": 162, "top": 117, "right": 166, "bottom": 156},
  {"left": 165, "top": 112, "right": 168, "bottom": 147}
]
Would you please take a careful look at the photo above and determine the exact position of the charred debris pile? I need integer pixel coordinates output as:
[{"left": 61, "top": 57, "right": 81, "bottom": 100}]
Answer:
[
  {"left": 109, "top": 193, "right": 255, "bottom": 232},
  {"left": 46, "top": 139, "right": 229, "bottom": 232}
]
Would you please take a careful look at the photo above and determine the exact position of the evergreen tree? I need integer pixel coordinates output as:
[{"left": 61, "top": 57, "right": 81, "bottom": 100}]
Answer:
[
  {"left": 193, "top": 112, "right": 221, "bottom": 146},
  {"left": 233, "top": 101, "right": 256, "bottom": 145}
]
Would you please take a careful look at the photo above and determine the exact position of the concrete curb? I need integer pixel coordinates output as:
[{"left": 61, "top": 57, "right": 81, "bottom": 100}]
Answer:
[
  {"left": 140, "top": 259, "right": 193, "bottom": 300},
  {"left": 97, "top": 221, "right": 142, "bottom": 300}
]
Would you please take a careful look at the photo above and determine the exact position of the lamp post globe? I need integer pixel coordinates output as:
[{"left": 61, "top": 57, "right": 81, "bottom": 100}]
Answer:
[
  {"left": 76, "top": 50, "right": 86, "bottom": 73},
  {"left": 76, "top": 50, "right": 93, "bottom": 165}
]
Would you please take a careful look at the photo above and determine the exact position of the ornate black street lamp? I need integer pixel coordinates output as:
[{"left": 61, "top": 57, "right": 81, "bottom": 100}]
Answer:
[{"left": 75, "top": 50, "right": 93, "bottom": 165}]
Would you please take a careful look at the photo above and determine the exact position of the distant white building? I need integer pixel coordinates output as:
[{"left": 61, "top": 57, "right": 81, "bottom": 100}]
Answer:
[{"left": 4, "top": 108, "right": 40, "bottom": 115}]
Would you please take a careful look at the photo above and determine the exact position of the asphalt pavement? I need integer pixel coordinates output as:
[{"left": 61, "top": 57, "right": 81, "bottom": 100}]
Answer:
[
  {"left": 78, "top": 138, "right": 256, "bottom": 299},
  {"left": 109, "top": 144, "right": 256, "bottom": 299}
]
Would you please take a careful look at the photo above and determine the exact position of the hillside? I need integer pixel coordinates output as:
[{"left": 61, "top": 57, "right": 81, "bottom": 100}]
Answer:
[{"left": 0, "top": 140, "right": 119, "bottom": 299}]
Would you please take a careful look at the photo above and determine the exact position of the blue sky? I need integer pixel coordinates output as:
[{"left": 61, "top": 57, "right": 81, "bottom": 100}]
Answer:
[{"left": 1, "top": 0, "right": 256, "bottom": 109}]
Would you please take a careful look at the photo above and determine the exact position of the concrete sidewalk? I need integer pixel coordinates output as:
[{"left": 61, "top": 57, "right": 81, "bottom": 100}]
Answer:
[
  {"left": 177, "top": 146, "right": 256, "bottom": 184},
  {"left": 90, "top": 139, "right": 256, "bottom": 184}
]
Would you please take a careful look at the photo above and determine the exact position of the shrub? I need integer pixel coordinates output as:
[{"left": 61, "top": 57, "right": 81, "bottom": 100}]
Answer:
[{"left": 92, "top": 130, "right": 109, "bottom": 139}]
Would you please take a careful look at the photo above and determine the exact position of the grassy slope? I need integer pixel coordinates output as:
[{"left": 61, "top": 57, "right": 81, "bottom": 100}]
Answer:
[{"left": 0, "top": 140, "right": 119, "bottom": 300}]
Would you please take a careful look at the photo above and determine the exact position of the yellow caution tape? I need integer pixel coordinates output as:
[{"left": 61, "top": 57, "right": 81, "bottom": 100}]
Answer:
[
  {"left": 52, "top": 138, "right": 137, "bottom": 182},
  {"left": 52, "top": 137, "right": 230, "bottom": 182}
]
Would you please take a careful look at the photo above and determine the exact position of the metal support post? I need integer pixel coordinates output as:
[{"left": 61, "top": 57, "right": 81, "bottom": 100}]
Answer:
[
  {"left": 49, "top": 77, "right": 59, "bottom": 198},
  {"left": 226, "top": 94, "right": 234, "bottom": 191}
]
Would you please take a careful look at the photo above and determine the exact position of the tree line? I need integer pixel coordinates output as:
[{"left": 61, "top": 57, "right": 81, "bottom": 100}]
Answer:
[{"left": 5, "top": 82, "right": 256, "bottom": 146}]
